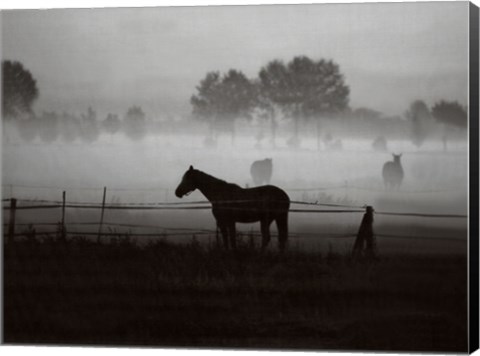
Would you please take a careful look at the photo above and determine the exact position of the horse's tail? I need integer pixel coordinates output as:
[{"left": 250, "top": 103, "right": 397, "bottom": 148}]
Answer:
[{"left": 276, "top": 211, "right": 289, "bottom": 251}]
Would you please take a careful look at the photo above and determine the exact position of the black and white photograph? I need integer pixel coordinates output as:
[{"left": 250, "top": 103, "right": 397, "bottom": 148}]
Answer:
[{"left": 1, "top": 0, "right": 479, "bottom": 353}]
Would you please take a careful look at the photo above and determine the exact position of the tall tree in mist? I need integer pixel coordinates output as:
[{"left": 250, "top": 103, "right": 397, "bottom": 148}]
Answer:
[
  {"left": 431, "top": 100, "right": 467, "bottom": 151},
  {"left": 17, "top": 117, "right": 38, "bottom": 142},
  {"left": 432, "top": 101, "right": 467, "bottom": 128},
  {"left": 102, "top": 113, "right": 121, "bottom": 135},
  {"left": 406, "top": 100, "right": 432, "bottom": 148},
  {"left": 124, "top": 106, "right": 147, "bottom": 141},
  {"left": 60, "top": 112, "right": 81, "bottom": 143},
  {"left": 259, "top": 56, "right": 349, "bottom": 148},
  {"left": 2, "top": 60, "right": 39, "bottom": 119},
  {"left": 80, "top": 107, "right": 100, "bottom": 143},
  {"left": 253, "top": 83, "right": 281, "bottom": 148},
  {"left": 38, "top": 111, "right": 59, "bottom": 143},
  {"left": 191, "top": 69, "right": 257, "bottom": 144}
]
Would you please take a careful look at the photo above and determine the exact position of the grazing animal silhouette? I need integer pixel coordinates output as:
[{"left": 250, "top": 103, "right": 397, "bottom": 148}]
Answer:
[
  {"left": 382, "top": 154, "right": 404, "bottom": 189},
  {"left": 250, "top": 158, "right": 272, "bottom": 186},
  {"left": 175, "top": 166, "right": 290, "bottom": 251},
  {"left": 372, "top": 136, "right": 388, "bottom": 152}
]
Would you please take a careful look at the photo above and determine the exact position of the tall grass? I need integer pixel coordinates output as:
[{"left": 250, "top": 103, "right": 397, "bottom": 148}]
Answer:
[{"left": 3, "top": 235, "right": 468, "bottom": 352}]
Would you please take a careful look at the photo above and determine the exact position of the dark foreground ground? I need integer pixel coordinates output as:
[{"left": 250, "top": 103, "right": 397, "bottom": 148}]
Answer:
[{"left": 3, "top": 236, "right": 468, "bottom": 352}]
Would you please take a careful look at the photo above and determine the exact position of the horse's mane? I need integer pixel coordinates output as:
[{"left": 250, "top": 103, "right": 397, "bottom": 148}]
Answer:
[
  {"left": 193, "top": 169, "right": 228, "bottom": 185},
  {"left": 193, "top": 169, "right": 244, "bottom": 190}
]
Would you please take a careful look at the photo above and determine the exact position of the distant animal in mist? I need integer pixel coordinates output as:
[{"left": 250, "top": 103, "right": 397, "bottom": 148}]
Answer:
[
  {"left": 372, "top": 136, "right": 388, "bottom": 152},
  {"left": 250, "top": 158, "right": 273, "bottom": 186},
  {"left": 382, "top": 154, "right": 404, "bottom": 189},
  {"left": 175, "top": 165, "right": 290, "bottom": 251}
]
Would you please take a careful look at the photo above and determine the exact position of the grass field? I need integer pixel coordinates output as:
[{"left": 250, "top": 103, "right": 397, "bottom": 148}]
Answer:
[{"left": 3, "top": 236, "right": 468, "bottom": 352}]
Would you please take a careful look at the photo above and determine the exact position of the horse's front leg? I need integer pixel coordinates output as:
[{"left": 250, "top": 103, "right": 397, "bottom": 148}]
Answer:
[{"left": 228, "top": 222, "right": 236, "bottom": 249}]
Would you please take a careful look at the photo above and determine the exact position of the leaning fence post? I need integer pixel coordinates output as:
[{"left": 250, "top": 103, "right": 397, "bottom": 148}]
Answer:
[
  {"left": 7, "top": 198, "right": 17, "bottom": 244},
  {"left": 352, "top": 205, "right": 376, "bottom": 259},
  {"left": 97, "top": 187, "right": 107, "bottom": 244},
  {"left": 60, "top": 191, "right": 67, "bottom": 241}
]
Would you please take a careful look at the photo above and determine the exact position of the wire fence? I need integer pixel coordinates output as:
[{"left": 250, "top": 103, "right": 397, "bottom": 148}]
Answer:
[
  {"left": 1, "top": 197, "right": 467, "bottom": 218},
  {"left": 1, "top": 188, "right": 468, "bottom": 246}
]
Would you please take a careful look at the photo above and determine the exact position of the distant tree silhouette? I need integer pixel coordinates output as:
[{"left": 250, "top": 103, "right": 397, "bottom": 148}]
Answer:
[
  {"left": 252, "top": 81, "right": 280, "bottom": 148},
  {"left": 124, "top": 106, "right": 147, "bottom": 140},
  {"left": 102, "top": 113, "right": 121, "bottom": 135},
  {"left": 406, "top": 100, "right": 431, "bottom": 148},
  {"left": 353, "top": 107, "right": 381, "bottom": 120},
  {"left": 432, "top": 100, "right": 467, "bottom": 151},
  {"left": 2, "top": 60, "right": 39, "bottom": 119},
  {"left": 17, "top": 115, "right": 38, "bottom": 142},
  {"left": 259, "top": 56, "right": 349, "bottom": 148},
  {"left": 38, "top": 111, "right": 59, "bottom": 143},
  {"left": 60, "top": 112, "right": 81, "bottom": 143},
  {"left": 80, "top": 107, "right": 99, "bottom": 142},
  {"left": 432, "top": 100, "right": 467, "bottom": 128},
  {"left": 191, "top": 69, "right": 257, "bottom": 143}
]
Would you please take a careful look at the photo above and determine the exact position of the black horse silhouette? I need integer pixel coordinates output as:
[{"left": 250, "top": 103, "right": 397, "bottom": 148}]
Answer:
[
  {"left": 250, "top": 158, "right": 272, "bottom": 186},
  {"left": 382, "top": 153, "right": 404, "bottom": 189},
  {"left": 175, "top": 166, "right": 290, "bottom": 250}
]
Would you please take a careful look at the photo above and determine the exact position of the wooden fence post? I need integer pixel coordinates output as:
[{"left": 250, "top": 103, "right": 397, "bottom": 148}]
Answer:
[
  {"left": 7, "top": 198, "right": 17, "bottom": 244},
  {"left": 97, "top": 187, "right": 107, "bottom": 244},
  {"left": 352, "top": 205, "right": 377, "bottom": 259}
]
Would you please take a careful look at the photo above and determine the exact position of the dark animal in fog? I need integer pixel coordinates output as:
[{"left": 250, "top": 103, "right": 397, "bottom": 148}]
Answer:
[
  {"left": 175, "top": 166, "right": 290, "bottom": 251},
  {"left": 372, "top": 136, "right": 388, "bottom": 152},
  {"left": 382, "top": 154, "right": 404, "bottom": 189},
  {"left": 250, "top": 158, "right": 272, "bottom": 186}
]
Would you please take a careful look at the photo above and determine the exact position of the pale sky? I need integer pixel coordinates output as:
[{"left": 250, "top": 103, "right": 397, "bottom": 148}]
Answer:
[{"left": 0, "top": 1, "right": 469, "bottom": 117}]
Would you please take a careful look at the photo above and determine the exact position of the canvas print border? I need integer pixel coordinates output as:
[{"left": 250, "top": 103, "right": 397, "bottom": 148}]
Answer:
[{"left": 1, "top": 1, "right": 479, "bottom": 353}]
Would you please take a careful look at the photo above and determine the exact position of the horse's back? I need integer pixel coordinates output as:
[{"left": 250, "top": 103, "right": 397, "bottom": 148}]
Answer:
[{"left": 245, "top": 185, "right": 290, "bottom": 210}]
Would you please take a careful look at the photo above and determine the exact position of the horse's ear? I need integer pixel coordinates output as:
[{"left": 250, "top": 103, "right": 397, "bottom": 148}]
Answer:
[{"left": 189, "top": 165, "right": 193, "bottom": 171}]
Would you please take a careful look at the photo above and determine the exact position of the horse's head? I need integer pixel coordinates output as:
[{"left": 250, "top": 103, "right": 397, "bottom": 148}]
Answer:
[{"left": 175, "top": 165, "right": 197, "bottom": 198}]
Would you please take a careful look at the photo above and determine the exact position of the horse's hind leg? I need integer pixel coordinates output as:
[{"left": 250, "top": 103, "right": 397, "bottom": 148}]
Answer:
[
  {"left": 260, "top": 219, "right": 272, "bottom": 250},
  {"left": 275, "top": 213, "right": 289, "bottom": 251}
]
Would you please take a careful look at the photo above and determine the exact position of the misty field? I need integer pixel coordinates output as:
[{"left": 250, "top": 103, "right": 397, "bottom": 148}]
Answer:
[
  {"left": 3, "top": 132, "right": 468, "bottom": 254},
  {"left": 2, "top": 132, "right": 469, "bottom": 351}
]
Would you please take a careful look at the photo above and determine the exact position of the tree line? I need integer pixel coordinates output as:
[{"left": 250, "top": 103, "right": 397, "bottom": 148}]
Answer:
[
  {"left": 406, "top": 99, "right": 467, "bottom": 150},
  {"left": 13, "top": 106, "right": 148, "bottom": 143},
  {"left": 2, "top": 61, "right": 148, "bottom": 142},
  {"left": 190, "top": 56, "right": 350, "bottom": 147},
  {"left": 2, "top": 59, "right": 468, "bottom": 148}
]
